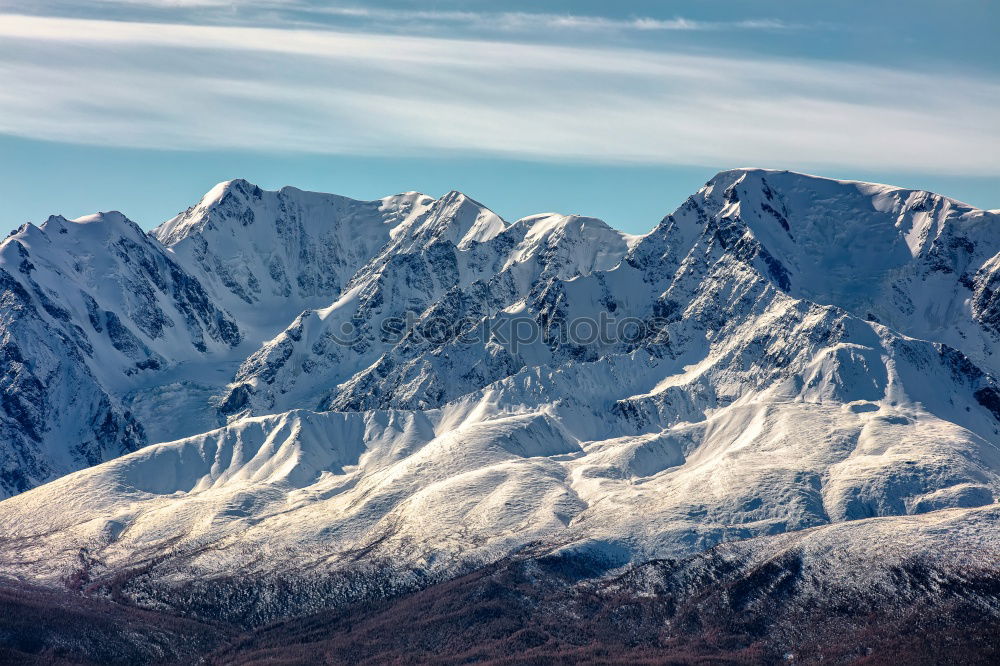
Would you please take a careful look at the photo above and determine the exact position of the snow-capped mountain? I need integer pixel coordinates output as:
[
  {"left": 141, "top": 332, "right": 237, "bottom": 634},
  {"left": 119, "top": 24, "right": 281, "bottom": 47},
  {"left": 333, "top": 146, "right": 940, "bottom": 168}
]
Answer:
[
  {"left": 678, "top": 169, "right": 1000, "bottom": 374},
  {"left": 0, "top": 210, "right": 241, "bottom": 495},
  {"left": 219, "top": 196, "right": 637, "bottom": 416},
  {"left": 153, "top": 179, "right": 440, "bottom": 334},
  {"left": 0, "top": 169, "right": 999, "bottom": 638},
  {"left": 0, "top": 183, "right": 559, "bottom": 496}
]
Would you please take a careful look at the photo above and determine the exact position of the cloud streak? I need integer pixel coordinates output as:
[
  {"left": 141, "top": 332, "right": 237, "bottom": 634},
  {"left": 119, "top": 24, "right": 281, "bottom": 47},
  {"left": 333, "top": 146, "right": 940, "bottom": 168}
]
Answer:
[
  {"left": 293, "top": 6, "right": 799, "bottom": 33},
  {"left": 0, "top": 13, "right": 997, "bottom": 174}
]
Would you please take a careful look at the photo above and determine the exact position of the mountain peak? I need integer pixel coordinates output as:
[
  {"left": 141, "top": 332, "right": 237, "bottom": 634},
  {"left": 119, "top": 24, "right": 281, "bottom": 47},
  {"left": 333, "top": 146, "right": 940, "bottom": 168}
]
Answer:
[
  {"left": 205, "top": 177, "right": 261, "bottom": 203},
  {"left": 153, "top": 179, "right": 266, "bottom": 246},
  {"left": 703, "top": 167, "right": 981, "bottom": 214},
  {"left": 384, "top": 189, "right": 506, "bottom": 252},
  {"left": 15, "top": 210, "right": 148, "bottom": 246},
  {"left": 70, "top": 210, "right": 133, "bottom": 226}
]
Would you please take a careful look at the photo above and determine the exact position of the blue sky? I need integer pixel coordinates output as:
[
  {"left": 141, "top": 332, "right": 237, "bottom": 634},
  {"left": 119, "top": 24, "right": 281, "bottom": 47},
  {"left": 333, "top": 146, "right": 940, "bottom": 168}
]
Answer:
[{"left": 1, "top": 1, "right": 997, "bottom": 234}]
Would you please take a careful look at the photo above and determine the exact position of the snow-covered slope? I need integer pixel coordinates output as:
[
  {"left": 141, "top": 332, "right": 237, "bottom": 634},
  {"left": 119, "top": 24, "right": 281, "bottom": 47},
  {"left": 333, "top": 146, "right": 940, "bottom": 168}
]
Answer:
[
  {"left": 153, "top": 179, "right": 440, "bottom": 335},
  {"left": 0, "top": 169, "right": 999, "bottom": 622},
  {"left": 0, "top": 322, "right": 998, "bottom": 612},
  {"left": 0, "top": 211, "right": 241, "bottom": 496},
  {"left": 217, "top": 201, "right": 635, "bottom": 416},
  {"left": 0, "top": 169, "right": 998, "bottom": 628},
  {"left": 2, "top": 183, "right": 610, "bottom": 496},
  {"left": 678, "top": 169, "right": 1000, "bottom": 374},
  {"left": 219, "top": 170, "right": 1000, "bottom": 422}
]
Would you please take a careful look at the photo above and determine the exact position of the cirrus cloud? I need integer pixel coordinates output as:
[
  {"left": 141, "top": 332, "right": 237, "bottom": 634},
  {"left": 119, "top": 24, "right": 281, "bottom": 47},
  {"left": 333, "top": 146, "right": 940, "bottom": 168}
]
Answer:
[{"left": 0, "top": 13, "right": 997, "bottom": 174}]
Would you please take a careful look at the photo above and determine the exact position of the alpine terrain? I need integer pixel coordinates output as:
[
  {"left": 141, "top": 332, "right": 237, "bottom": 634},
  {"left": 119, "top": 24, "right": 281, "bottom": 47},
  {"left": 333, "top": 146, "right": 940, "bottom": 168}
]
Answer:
[{"left": 0, "top": 169, "right": 998, "bottom": 664}]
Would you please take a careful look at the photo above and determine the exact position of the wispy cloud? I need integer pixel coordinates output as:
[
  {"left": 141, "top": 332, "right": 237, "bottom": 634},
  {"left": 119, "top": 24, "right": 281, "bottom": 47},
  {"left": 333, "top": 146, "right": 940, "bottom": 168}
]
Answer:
[
  {"left": 295, "top": 6, "right": 800, "bottom": 33},
  {"left": 0, "top": 13, "right": 997, "bottom": 174}
]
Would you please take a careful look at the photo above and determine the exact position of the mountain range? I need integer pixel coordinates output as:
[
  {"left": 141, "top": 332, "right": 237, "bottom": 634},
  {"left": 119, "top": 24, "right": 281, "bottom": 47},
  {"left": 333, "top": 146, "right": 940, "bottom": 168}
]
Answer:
[{"left": 0, "top": 168, "right": 998, "bottom": 664}]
